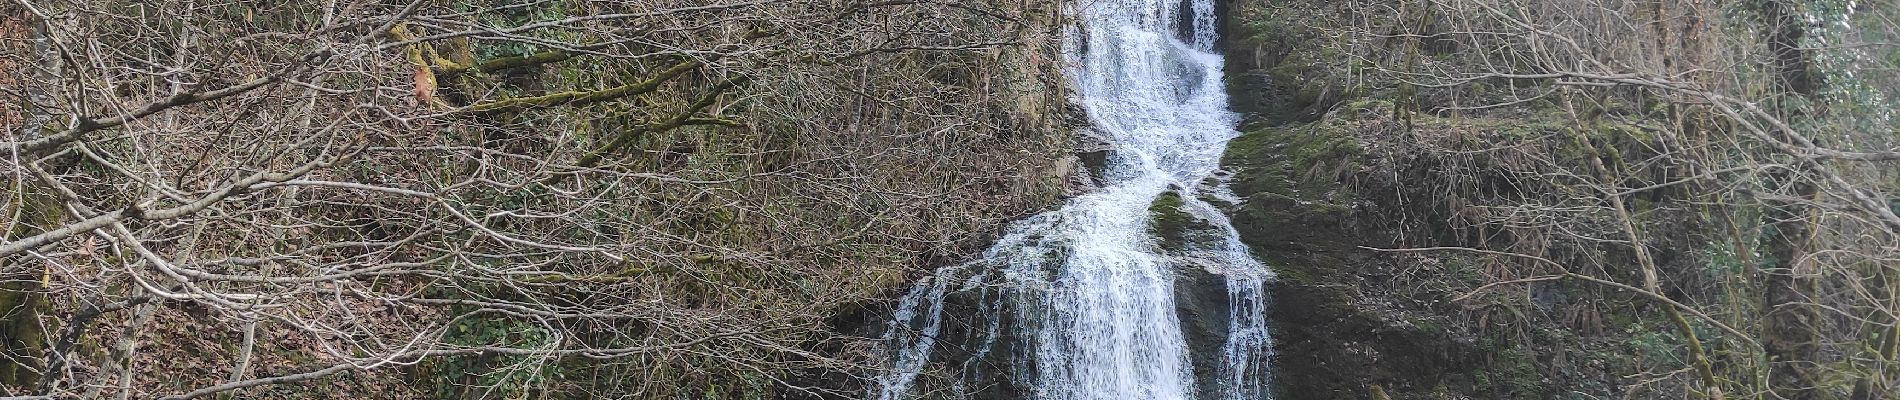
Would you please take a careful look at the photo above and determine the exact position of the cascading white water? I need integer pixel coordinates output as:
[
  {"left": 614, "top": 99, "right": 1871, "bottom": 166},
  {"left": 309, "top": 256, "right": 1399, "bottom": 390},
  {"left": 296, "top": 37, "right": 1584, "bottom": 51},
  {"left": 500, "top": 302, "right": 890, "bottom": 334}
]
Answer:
[{"left": 877, "top": 0, "right": 1271, "bottom": 399}]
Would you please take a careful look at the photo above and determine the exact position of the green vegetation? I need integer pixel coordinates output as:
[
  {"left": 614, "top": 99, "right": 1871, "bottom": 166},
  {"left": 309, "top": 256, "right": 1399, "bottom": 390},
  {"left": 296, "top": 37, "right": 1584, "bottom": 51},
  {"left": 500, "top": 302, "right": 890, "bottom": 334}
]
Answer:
[{"left": 1222, "top": 114, "right": 1364, "bottom": 201}]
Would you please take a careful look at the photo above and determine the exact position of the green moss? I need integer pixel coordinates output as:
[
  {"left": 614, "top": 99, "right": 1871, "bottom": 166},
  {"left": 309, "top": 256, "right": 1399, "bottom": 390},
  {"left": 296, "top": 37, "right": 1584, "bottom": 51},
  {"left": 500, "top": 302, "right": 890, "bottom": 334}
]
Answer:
[
  {"left": 1472, "top": 338, "right": 1547, "bottom": 397},
  {"left": 1267, "top": 259, "right": 1312, "bottom": 285},
  {"left": 0, "top": 187, "right": 60, "bottom": 388},
  {"left": 1148, "top": 191, "right": 1191, "bottom": 248},
  {"left": 1594, "top": 121, "right": 1653, "bottom": 142},
  {"left": 0, "top": 286, "right": 47, "bottom": 387},
  {"left": 1490, "top": 117, "right": 1569, "bottom": 140},
  {"left": 1410, "top": 317, "right": 1446, "bottom": 335},
  {"left": 1222, "top": 118, "right": 1364, "bottom": 202}
]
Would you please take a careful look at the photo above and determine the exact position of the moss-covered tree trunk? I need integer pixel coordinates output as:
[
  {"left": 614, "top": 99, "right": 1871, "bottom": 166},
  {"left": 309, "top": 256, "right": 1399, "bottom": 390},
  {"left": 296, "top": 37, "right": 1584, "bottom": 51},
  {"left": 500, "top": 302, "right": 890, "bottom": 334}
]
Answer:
[
  {"left": 1, "top": 187, "right": 59, "bottom": 389},
  {"left": 1761, "top": 196, "right": 1822, "bottom": 400},
  {"left": 1848, "top": 267, "right": 1897, "bottom": 400},
  {"left": 0, "top": 283, "right": 47, "bottom": 388},
  {"left": 1757, "top": 2, "right": 1826, "bottom": 399}
]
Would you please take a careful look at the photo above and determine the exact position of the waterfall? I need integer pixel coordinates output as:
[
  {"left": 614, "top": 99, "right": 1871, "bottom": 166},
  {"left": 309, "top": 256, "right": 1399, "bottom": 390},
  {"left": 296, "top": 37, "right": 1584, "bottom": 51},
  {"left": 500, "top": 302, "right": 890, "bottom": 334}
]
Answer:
[{"left": 876, "top": 0, "right": 1272, "bottom": 399}]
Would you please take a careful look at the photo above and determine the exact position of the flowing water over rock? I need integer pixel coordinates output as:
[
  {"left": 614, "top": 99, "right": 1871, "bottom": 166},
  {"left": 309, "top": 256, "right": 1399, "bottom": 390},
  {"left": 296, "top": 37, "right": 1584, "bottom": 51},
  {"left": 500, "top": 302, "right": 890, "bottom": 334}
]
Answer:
[{"left": 876, "top": 1, "right": 1271, "bottom": 399}]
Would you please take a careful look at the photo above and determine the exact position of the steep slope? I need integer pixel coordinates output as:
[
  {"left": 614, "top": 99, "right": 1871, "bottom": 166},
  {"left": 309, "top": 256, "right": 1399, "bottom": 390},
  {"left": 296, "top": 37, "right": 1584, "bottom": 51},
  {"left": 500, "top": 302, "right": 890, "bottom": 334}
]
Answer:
[
  {"left": 0, "top": 3, "right": 1077, "bottom": 399},
  {"left": 1218, "top": 0, "right": 1900, "bottom": 398}
]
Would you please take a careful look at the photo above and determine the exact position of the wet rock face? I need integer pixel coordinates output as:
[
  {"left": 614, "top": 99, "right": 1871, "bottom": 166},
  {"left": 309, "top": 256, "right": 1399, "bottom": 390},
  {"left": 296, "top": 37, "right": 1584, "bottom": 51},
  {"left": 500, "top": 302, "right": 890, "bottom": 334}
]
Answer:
[
  {"left": 1072, "top": 128, "right": 1115, "bottom": 183},
  {"left": 1222, "top": 182, "right": 1489, "bottom": 399},
  {"left": 931, "top": 276, "right": 1032, "bottom": 400},
  {"left": 1146, "top": 189, "right": 1246, "bottom": 400},
  {"left": 865, "top": 262, "right": 1039, "bottom": 400},
  {"left": 1173, "top": 262, "right": 1233, "bottom": 399}
]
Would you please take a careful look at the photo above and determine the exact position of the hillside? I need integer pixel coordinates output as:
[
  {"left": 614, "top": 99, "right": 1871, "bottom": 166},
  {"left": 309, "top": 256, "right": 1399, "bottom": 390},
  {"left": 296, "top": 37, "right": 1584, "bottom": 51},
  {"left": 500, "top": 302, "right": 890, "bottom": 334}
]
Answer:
[
  {"left": 3, "top": 0, "right": 1896, "bottom": 399},
  {"left": 0, "top": 2, "right": 1076, "bottom": 398},
  {"left": 1218, "top": 0, "right": 1899, "bottom": 398}
]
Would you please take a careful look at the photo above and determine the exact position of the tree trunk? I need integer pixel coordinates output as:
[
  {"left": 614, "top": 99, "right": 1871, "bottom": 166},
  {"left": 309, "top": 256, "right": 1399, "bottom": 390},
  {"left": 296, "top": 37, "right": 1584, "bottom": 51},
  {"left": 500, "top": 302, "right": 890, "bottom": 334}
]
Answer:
[
  {"left": 1, "top": 13, "right": 59, "bottom": 390},
  {"left": 1758, "top": 2, "right": 1825, "bottom": 399}
]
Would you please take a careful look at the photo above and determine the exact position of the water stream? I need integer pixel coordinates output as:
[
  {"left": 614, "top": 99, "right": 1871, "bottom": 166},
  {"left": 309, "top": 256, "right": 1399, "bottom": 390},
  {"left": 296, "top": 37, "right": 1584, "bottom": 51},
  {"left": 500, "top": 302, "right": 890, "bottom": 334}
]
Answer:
[{"left": 876, "top": 1, "right": 1272, "bottom": 398}]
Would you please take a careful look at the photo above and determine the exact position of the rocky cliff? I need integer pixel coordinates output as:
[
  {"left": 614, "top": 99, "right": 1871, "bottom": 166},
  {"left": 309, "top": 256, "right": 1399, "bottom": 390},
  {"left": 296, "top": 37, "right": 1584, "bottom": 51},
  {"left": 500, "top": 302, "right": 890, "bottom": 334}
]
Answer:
[{"left": 1215, "top": 0, "right": 1748, "bottom": 398}]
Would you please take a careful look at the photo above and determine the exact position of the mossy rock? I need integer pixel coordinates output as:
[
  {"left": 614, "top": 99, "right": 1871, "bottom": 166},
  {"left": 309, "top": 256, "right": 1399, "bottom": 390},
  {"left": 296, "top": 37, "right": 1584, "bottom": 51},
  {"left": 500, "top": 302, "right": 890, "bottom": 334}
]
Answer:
[
  {"left": 1149, "top": 190, "right": 1191, "bottom": 244},
  {"left": 1148, "top": 189, "right": 1225, "bottom": 252}
]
